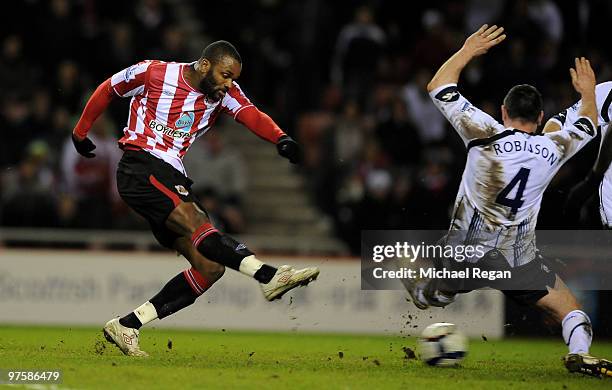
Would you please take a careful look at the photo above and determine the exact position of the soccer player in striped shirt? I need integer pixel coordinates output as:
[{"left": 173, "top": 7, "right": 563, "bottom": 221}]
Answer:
[{"left": 72, "top": 41, "right": 319, "bottom": 356}]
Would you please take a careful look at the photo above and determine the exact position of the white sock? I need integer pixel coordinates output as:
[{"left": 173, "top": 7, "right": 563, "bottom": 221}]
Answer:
[
  {"left": 238, "top": 255, "right": 265, "bottom": 277},
  {"left": 133, "top": 301, "right": 158, "bottom": 326},
  {"left": 562, "top": 310, "right": 592, "bottom": 354}
]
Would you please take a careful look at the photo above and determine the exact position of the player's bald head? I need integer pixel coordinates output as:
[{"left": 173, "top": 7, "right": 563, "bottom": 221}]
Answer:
[
  {"left": 503, "top": 84, "right": 543, "bottom": 123},
  {"left": 200, "top": 40, "right": 241, "bottom": 66}
]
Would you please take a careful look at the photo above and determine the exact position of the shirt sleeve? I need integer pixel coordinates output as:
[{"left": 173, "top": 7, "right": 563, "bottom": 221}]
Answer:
[
  {"left": 221, "top": 82, "right": 285, "bottom": 143},
  {"left": 429, "top": 83, "right": 505, "bottom": 146},
  {"left": 221, "top": 82, "right": 255, "bottom": 118},
  {"left": 110, "top": 61, "right": 153, "bottom": 97},
  {"left": 73, "top": 78, "right": 115, "bottom": 139},
  {"left": 551, "top": 82, "right": 612, "bottom": 129},
  {"left": 546, "top": 115, "right": 597, "bottom": 162}
]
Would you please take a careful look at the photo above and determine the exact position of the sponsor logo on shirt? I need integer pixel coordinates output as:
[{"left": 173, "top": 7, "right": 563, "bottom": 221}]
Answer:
[
  {"left": 442, "top": 91, "right": 458, "bottom": 101},
  {"left": 124, "top": 65, "right": 138, "bottom": 82},
  {"left": 148, "top": 119, "right": 193, "bottom": 139},
  {"left": 175, "top": 112, "right": 195, "bottom": 129},
  {"left": 553, "top": 109, "right": 567, "bottom": 125},
  {"left": 435, "top": 86, "right": 460, "bottom": 102},
  {"left": 572, "top": 117, "right": 595, "bottom": 136}
]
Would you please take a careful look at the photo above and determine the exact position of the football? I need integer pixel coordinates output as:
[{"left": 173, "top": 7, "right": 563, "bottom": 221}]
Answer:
[{"left": 418, "top": 322, "right": 468, "bottom": 367}]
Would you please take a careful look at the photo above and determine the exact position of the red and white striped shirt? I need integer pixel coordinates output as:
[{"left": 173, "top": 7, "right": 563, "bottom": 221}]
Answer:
[{"left": 110, "top": 60, "right": 256, "bottom": 174}]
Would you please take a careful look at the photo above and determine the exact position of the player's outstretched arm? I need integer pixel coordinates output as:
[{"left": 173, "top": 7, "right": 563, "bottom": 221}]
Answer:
[
  {"left": 560, "top": 58, "right": 599, "bottom": 219},
  {"left": 570, "top": 57, "right": 598, "bottom": 128},
  {"left": 72, "top": 78, "right": 117, "bottom": 158},
  {"left": 565, "top": 110, "right": 612, "bottom": 214},
  {"left": 235, "top": 107, "right": 302, "bottom": 164},
  {"left": 427, "top": 24, "right": 506, "bottom": 93}
]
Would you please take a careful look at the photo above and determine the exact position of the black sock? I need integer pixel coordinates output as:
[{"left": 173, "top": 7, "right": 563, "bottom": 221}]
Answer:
[
  {"left": 119, "top": 312, "right": 143, "bottom": 329},
  {"left": 254, "top": 264, "right": 277, "bottom": 283},
  {"left": 196, "top": 233, "right": 254, "bottom": 271},
  {"left": 195, "top": 232, "right": 277, "bottom": 282},
  {"left": 149, "top": 272, "right": 200, "bottom": 319},
  {"left": 119, "top": 273, "right": 199, "bottom": 328}
]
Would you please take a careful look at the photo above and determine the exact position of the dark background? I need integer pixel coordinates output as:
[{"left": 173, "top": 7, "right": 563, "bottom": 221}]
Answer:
[{"left": 1, "top": 0, "right": 611, "bottom": 337}]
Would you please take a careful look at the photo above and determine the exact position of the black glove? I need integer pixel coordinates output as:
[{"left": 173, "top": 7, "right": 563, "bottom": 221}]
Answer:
[
  {"left": 563, "top": 172, "right": 601, "bottom": 222},
  {"left": 276, "top": 135, "right": 302, "bottom": 164},
  {"left": 72, "top": 133, "right": 97, "bottom": 158}
]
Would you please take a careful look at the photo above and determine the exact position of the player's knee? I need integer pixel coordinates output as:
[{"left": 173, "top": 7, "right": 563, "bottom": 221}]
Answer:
[{"left": 168, "top": 202, "right": 210, "bottom": 235}]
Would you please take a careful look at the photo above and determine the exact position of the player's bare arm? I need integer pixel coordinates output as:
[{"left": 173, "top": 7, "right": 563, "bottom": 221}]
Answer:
[
  {"left": 543, "top": 57, "right": 597, "bottom": 134},
  {"left": 561, "top": 63, "right": 608, "bottom": 214},
  {"left": 427, "top": 24, "right": 506, "bottom": 93},
  {"left": 570, "top": 57, "right": 598, "bottom": 127}
]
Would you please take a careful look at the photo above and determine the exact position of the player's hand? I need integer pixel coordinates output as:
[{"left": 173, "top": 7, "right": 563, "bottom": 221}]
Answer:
[
  {"left": 570, "top": 57, "right": 596, "bottom": 96},
  {"left": 72, "top": 133, "right": 97, "bottom": 158},
  {"left": 461, "top": 24, "right": 506, "bottom": 58},
  {"left": 276, "top": 135, "right": 302, "bottom": 164},
  {"left": 562, "top": 172, "right": 601, "bottom": 222}
]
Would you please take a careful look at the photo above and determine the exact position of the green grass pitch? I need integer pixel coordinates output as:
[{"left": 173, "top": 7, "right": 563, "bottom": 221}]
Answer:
[{"left": 0, "top": 326, "right": 611, "bottom": 389}]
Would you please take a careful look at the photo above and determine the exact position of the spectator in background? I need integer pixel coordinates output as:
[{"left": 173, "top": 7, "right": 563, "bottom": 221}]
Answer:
[
  {"left": 37, "top": 0, "right": 81, "bottom": 69},
  {"left": 387, "top": 170, "right": 426, "bottom": 229},
  {"left": 0, "top": 35, "right": 37, "bottom": 97},
  {"left": 417, "top": 146, "right": 456, "bottom": 227},
  {"left": 183, "top": 131, "right": 247, "bottom": 234},
  {"left": 333, "top": 100, "right": 366, "bottom": 170},
  {"left": 410, "top": 10, "right": 456, "bottom": 71},
  {"left": 151, "top": 25, "right": 191, "bottom": 61},
  {"left": 60, "top": 114, "right": 122, "bottom": 228},
  {"left": 464, "top": 0, "right": 506, "bottom": 33},
  {"left": 133, "top": 0, "right": 174, "bottom": 54},
  {"left": 1, "top": 95, "right": 32, "bottom": 167},
  {"left": 50, "top": 107, "right": 74, "bottom": 149},
  {"left": 527, "top": 0, "right": 563, "bottom": 44},
  {"left": 336, "top": 168, "right": 393, "bottom": 252},
  {"left": 358, "top": 168, "right": 394, "bottom": 229},
  {"left": 312, "top": 100, "right": 367, "bottom": 215},
  {"left": 1, "top": 140, "right": 58, "bottom": 227},
  {"left": 103, "top": 22, "right": 138, "bottom": 75},
  {"left": 375, "top": 97, "right": 422, "bottom": 166},
  {"left": 29, "top": 90, "right": 53, "bottom": 139},
  {"left": 1, "top": 0, "right": 612, "bottom": 252},
  {"left": 402, "top": 68, "right": 447, "bottom": 144},
  {"left": 52, "top": 61, "right": 83, "bottom": 115},
  {"left": 331, "top": 5, "right": 386, "bottom": 105}
]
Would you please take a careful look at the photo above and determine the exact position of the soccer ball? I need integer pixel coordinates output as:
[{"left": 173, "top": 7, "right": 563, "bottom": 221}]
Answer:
[{"left": 417, "top": 322, "right": 468, "bottom": 367}]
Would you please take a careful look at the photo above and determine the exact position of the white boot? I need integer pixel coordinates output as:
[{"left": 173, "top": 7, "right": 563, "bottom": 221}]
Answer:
[
  {"left": 103, "top": 318, "right": 148, "bottom": 357},
  {"left": 260, "top": 265, "right": 320, "bottom": 301}
]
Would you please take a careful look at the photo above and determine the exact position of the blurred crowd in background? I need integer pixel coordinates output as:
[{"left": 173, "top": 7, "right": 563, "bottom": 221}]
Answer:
[{"left": 1, "top": 0, "right": 612, "bottom": 252}]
